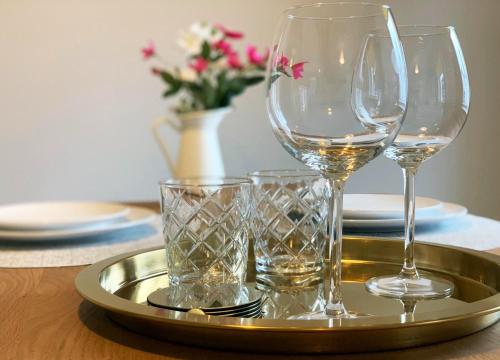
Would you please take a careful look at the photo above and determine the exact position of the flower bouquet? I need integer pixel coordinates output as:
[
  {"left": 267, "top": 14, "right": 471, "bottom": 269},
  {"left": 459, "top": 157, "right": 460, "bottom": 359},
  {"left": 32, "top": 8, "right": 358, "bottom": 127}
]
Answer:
[{"left": 142, "top": 22, "right": 269, "bottom": 113}]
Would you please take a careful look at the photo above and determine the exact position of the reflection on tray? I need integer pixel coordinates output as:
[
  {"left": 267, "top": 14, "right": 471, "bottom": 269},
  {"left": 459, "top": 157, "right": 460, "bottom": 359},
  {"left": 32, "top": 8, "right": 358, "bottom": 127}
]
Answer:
[
  {"left": 76, "top": 238, "right": 500, "bottom": 353},
  {"left": 112, "top": 261, "right": 493, "bottom": 323}
]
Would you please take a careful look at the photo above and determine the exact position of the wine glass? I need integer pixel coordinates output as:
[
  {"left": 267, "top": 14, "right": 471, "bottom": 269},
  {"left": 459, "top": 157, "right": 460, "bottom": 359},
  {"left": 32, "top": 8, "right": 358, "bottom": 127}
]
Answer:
[
  {"left": 365, "top": 25, "right": 470, "bottom": 300},
  {"left": 267, "top": 3, "right": 407, "bottom": 318}
]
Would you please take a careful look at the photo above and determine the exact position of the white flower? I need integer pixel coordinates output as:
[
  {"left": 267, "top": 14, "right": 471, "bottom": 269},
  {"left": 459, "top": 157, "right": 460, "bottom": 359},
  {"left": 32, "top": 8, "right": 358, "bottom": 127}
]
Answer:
[
  {"left": 176, "top": 30, "right": 202, "bottom": 55},
  {"left": 176, "top": 22, "right": 223, "bottom": 55},
  {"left": 178, "top": 67, "right": 198, "bottom": 82},
  {"left": 190, "top": 22, "right": 223, "bottom": 43}
]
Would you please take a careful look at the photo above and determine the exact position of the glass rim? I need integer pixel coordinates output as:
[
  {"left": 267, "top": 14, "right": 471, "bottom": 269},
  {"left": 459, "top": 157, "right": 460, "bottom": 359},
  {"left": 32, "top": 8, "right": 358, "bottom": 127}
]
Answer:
[
  {"left": 159, "top": 177, "right": 252, "bottom": 188},
  {"left": 283, "top": 2, "right": 390, "bottom": 21},
  {"left": 248, "top": 169, "right": 322, "bottom": 179},
  {"left": 370, "top": 24, "right": 455, "bottom": 38},
  {"left": 397, "top": 24, "right": 454, "bottom": 37}
]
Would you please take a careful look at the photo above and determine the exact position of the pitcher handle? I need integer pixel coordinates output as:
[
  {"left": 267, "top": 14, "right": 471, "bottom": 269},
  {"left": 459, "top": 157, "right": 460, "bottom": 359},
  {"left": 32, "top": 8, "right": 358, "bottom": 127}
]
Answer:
[{"left": 151, "top": 116, "right": 181, "bottom": 177}]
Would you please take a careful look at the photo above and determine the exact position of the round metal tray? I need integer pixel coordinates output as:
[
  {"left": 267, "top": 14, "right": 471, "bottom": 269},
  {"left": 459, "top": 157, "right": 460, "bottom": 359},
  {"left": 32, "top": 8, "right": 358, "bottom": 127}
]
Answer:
[{"left": 75, "top": 236, "right": 500, "bottom": 353}]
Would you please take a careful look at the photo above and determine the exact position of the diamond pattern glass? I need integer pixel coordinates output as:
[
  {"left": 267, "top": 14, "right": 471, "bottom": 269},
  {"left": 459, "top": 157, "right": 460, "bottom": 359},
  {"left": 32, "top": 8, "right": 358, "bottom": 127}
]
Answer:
[
  {"left": 250, "top": 170, "right": 328, "bottom": 288},
  {"left": 261, "top": 284, "right": 325, "bottom": 319},
  {"left": 160, "top": 178, "right": 252, "bottom": 286}
]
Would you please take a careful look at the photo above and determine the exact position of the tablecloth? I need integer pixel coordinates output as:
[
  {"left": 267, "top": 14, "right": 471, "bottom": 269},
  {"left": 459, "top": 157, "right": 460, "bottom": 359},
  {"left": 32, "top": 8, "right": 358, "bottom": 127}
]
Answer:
[{"left": 0, "top": 214, "right": 499, "bottom": 268}]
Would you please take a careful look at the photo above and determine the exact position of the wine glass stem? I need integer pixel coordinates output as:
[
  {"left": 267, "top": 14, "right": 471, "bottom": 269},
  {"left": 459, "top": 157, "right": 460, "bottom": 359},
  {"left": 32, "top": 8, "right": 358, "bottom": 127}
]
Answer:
[
  {"left": 401, "top": 300, "right": 417, "bottom": 323},
  {"left": 325, "top": 177, "right": 346, "bottom": 316},
  {"left": 400, "top": 166, "right": 419, "bottom": 279}
]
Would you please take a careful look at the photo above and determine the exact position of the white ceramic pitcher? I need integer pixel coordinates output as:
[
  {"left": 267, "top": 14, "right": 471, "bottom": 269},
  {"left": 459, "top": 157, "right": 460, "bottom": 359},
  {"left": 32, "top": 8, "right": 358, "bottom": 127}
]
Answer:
[{"left": 151, "top": 107, "right": 230, "bottom": 178}]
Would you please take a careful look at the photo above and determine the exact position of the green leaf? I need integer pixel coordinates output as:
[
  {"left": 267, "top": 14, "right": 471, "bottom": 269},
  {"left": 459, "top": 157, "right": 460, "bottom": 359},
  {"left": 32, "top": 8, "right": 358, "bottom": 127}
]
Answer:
[
  {"left": 184, "top": 81, "right": 202, "bottom": 92},
  {"left": 184, "top": 82, "right": 204, "bottom": 108},
  {"left": 201, "top": 78, "right": 217, "bottom": 108},
  {"left": 269, "top": 74, "right": 281, "bottom": 84},
  {"left": 163, "top": 88, "right": 178, "bottom": 97},
  {"left": 160, "top": 70, "right": 182, "bottom": 98},
  {"left": 267, "top": 74, "right": 281, "bottom": 91},
  {"left": 162, "top": 82, "right": 181, "bottom": 97},
  {"left": 218, "top": 96, "right": 231, "bottom": 107},
  {"left": 243, "top": 76, "right": 265, "bottom": 86},
  {"left": 227, "top": 78, "right": 246, "bottom": 95},
  {"left": 267, "top": 73, "right": 281, "bottom": 91},
  {"left": 201, "top": 41, "right": 211, "bottom": 60},
  {"left": 160, "top": 70, "right": 177, "bottom": 86},
  {"left": 214, "top": 71, "right": 229, "bottom": 106}
]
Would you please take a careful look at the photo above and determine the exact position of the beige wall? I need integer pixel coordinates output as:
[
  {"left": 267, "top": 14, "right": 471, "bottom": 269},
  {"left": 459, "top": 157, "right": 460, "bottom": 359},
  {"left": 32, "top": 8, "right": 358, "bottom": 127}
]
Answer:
[{"left": 0, "top": 0, "right": 499, "bottom": 219}]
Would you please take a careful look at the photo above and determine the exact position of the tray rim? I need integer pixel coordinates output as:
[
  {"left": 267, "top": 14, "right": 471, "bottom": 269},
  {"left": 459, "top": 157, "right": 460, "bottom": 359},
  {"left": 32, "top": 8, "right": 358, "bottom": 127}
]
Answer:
[{"left": 75, "top": 236, "right": 500, "bottom": 333}]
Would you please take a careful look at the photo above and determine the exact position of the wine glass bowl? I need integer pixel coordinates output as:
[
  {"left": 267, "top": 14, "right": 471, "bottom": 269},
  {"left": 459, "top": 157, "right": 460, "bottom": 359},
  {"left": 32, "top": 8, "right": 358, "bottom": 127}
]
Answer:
[
  {"left": 267, "top": 3, "right": 408, "bottom": 317},
  {"left": 268, "top": 3, "right": 407, "bottom": 181},
  {"left": 384, "top": 26, "right": 470, "bottom": 169},
  {"left": 365, "top": 25, "right": 471, "bottom": 300}
]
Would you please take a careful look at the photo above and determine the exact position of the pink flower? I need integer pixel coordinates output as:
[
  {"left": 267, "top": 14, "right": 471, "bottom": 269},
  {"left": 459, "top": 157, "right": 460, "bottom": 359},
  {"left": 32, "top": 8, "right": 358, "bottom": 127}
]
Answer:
[
  {"left": 190, "top": 57, "right": 208, "bottom": 73},
  {"left": 151, "top": 67, "right": 162, "bottom": 76},
  {"left": 227, "top": 52, "right": 243, "bottom": 69},
  {"left": 291, "top": 61, "right": 307, "bottom": 79},
  {"left": 277, "top": 55, "right": 289, "bottom": 68},
  {"left": 141, "top": 40, "right": 156, "bottom": 60},
  {"left": 246, "top": 45, "right": 269, "bottom": 66},
  {"left": 216, "top": 24, "right": 244, "bottom": 39},
  {"left": 213, "top": 39, "right": 232, "bottom": 55}
]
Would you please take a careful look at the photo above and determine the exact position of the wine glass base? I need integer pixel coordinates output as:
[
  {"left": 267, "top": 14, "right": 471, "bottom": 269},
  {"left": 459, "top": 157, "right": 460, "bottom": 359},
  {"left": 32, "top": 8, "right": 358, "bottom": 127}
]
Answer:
[
  {"left": 287, "top": 303, "right": 371, "bottom": 320},
  {"left": 287, "top": 310, "right": 364, "bottom": 320},
  {"left": 365, "top": 274, "right": 454, "bottom": 300}
]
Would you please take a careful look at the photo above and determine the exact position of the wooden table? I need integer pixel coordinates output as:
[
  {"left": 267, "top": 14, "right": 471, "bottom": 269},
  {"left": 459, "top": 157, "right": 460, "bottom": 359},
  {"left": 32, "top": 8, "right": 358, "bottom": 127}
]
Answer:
[{"left": 1, "top": 203, "right": 499, "bottom": 359}]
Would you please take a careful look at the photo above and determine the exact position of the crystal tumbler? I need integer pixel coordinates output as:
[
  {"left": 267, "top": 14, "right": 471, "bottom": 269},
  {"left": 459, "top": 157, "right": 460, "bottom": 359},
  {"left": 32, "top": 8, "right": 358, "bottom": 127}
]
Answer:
[
  {"left": 250, "top": 170, "right": 328, "bottom": 288},
  {"left": 160, "top": 178, "right": 252, "bottom": 286}
]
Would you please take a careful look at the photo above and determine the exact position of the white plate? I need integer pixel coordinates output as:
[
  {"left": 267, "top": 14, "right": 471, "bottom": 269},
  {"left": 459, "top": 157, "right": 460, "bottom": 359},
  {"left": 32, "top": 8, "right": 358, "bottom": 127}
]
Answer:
[
  {"left": 343, "top": 202, "right": 467, "bottom": 231},
  {"left": 343, "top": 194, "right": 442, "bottom": 220},
  {"left": 0, "top": 201, "right": 130, "bottom": 230},
  {"left": 0, "top": 206, "right": 156, "bottom": 241}
]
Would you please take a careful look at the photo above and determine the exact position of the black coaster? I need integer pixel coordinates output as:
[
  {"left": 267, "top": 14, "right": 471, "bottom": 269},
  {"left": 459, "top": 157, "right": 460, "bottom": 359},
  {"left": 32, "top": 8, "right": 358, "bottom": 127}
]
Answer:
[{"left": 147, "top": 283, "right": 263, "bottom": 315}]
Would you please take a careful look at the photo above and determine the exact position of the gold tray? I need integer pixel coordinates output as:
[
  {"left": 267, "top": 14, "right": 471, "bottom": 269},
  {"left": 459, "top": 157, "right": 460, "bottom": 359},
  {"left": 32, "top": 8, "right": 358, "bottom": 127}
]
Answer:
[{"left": 75, "top": 236, "right": 500, "bottom": 354}]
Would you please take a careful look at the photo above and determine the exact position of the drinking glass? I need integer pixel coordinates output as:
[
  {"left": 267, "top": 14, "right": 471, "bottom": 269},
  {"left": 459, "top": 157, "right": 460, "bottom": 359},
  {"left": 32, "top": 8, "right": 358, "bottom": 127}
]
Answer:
[
  {"left": 250, "top": 170, "right": 328, "bottom": 289},
  {"left": 365, "top": 26, "right": 470, "bottom": 299},
  {"left": 159, "top": 178, "right": 252, "bottom": 286},
  {"left": 267, "top": 3, "right": 407, "bottom": 318}
]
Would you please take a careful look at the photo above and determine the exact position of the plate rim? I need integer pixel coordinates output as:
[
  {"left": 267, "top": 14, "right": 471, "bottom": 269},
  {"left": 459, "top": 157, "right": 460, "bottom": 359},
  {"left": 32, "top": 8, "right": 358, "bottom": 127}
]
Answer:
[
  {"left": 0, "top": 201, "right": 131, "bottom": 230},
  {"left": 343, "top": 193, "right": 443, "bottom": 220},
  {"left": 343, "top": 202, "right": 468, "bottom": 229},
  {"left": 0, "top": 206, "right": 157, "bottom": 241}
]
